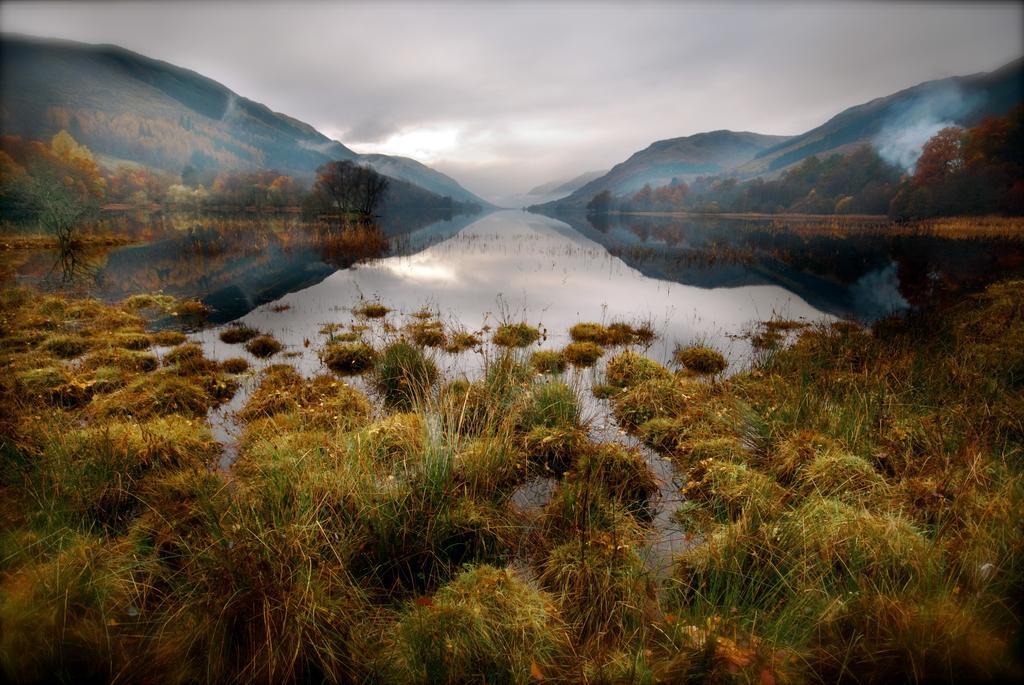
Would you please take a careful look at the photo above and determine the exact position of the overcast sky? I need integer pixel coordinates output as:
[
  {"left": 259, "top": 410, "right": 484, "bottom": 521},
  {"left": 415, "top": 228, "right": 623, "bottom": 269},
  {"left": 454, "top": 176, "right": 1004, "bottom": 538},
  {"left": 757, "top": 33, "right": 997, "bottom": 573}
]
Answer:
[{"left": 2, "top": 1, "right": 1022, "bottom": 202}]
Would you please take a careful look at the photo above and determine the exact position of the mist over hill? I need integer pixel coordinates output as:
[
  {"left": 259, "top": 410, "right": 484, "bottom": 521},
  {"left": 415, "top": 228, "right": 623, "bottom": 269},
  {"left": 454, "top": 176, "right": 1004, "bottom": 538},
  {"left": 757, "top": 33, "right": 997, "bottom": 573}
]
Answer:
[
  {"left": 538, "top": 131, "right": 789, "bottom": 210},
  {"left": 739, "top": 57, "right": 1024, "bottom": 178},
  {"left": 0, "top": 34, "right": 490, "bottom": 208},
  {"left": 538, "top": 58, "right": 1023, "bottom": 212}
]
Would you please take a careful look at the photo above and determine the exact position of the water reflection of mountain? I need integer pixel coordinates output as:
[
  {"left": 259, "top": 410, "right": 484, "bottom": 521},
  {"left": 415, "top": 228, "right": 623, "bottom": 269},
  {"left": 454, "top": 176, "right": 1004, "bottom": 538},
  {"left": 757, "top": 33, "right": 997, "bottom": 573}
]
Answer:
[
  {"left": 74, "top": 209, "right": 489, "bottom": 323},
  {"left": 544, "top": 211, "right": 1024, "bottom": 321}
]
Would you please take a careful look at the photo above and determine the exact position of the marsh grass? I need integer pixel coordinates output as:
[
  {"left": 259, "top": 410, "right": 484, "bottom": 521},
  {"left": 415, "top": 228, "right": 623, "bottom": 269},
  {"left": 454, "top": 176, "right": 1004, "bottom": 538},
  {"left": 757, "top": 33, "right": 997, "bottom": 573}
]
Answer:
[
  {"left": 219, "top": 323, "right": 260, "bottom": 344},
  {"left": 562, "top": 341, "right": 605, "bottom": 367},
  {"left": 321, "top": 340, "right": 377, "bottom": 375},
  {"left": 569, "top": 320, "right": 656, "bottom": 347},
  {"left": 673, "top": 345, "right": 728, "bottom": 375},
  {"left": 244, "top": 334, "right": 283, "bottom": 358},
  {"left": 492, "top": 322, "right": 541, "bottom": 348},
  {"left": 2, "top": 281, "right": 1024, "bottom": 683},
  {"left": 373, "top": 340, "right": 439, "bottom": 410}
]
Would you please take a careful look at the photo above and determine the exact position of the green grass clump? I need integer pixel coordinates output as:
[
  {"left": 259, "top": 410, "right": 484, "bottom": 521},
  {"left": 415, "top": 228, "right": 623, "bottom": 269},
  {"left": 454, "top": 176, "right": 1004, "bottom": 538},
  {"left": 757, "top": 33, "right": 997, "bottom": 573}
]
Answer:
[
  {"left": 92, "top": 370, "right": 213, "bottom": 419},
  {"left": 438, "top": 380, "right": 495, "bottom": 437},
  {"left": 239, "top": 365, "right": 372, "bottom": 432},
  {"left": 244, "top": 334, "right": 282, "bottom": 358},
  {"left": 407, "top": 320, "right": 447, "bottom": 348},
  {"left": 674, "top": 345, "right": 728, "bottom": 375},
  {"left": 517, "top": 381, "right": 580, "bottom": 432},
  {"left": 574, "top": 443, "right": 658, "bottom": 516},
  {"left": 123, "top": 293, "right": 176, "bottom": 311},
  {"left": 539, "top": 537, "right": 651, "bottom": 644},
  {"left": 40, "top": 334, "right": 89, "bottom": 359},
  {"left": 163, "top": 342, "right": 204, "bottom": 366},
  {"left": 353, "top": 412, "right": 426, "bottom": 466},
  {"left": 152, "top": 329, "right": 187, "bottom": 346},
  {"left": 569, "top": 322, "right": 606, "bottom": 343},
  {"left": 681, "top": 459, "right": 785, "bottom": 524},
  {"left": 569, "top": 321, "right": 655, "bottom": 346},
  {"left": 562, "top": 341, "right": 604, "bottom": 367},
  {"left": 605, "top": 350, "right": 671, "bottom": 388},
  {"left": 530, "top": 350, "right": 566, "bottom": 374},
  {"left": 113, "top": 332, "right": 151, "bottom": 350},
  {"left": 591, "top": 382, "right": 619, "bottom": 399},
  {"left": 611, "top": 376, "right": 692, "bottom": 430},
  {"left": 355, "top": 302, "right": 390, "bottom": 318},
  {"left": 522, "top": 426, "right": 589, "bottom": 475},
  {"left": 16, "top": 366, "right": 90, "bottom": 407},
  {"left": 492, "top": 322, "right": 541, "bottom": 348},
  {"left": 51, "top": 415, "right": 220, "bottom": 526},
  {"left": 636, "top": 416, "right": 687, "bottom": 453},
  {"left": 778, "top": 497, "right": 934, "bottom": 588},
  {"left": 219, "top": 324, "right": 259, "bottom": 344},
  {"left": 80, "top": 348, "right": 159, "bottom": 375},
  {"left": 322, "top": 341, "right": 377, "bottom": 375},
  {"left": 795, "top": 449, "right": 886, "bottom": 502},
  {"left": 444, "top": 331, "right": 481, "bottom": 353},
  {"left": 373, "top": 341, "right": 439, "bottom": 410},
  {"left": 453, "top": 436, "right": 528, "bottom": 495},
  {"left": 382, "top": 565, "right": 567, "bottom": 684}
]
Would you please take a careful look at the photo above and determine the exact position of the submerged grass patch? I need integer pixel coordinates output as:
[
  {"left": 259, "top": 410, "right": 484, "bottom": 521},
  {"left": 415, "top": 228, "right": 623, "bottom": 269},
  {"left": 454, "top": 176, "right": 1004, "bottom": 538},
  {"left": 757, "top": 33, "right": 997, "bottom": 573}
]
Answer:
[
  {"left": 244, "top": 334, "right": 282, "bottom": 358},
  {"left": 674, "top": 344, "right": 728, "bottom": 375},
  {"left": 569, "top": 321, "right": 656, "bottom": 347},
  {"left": 492, "top": 322, "right": 541, "bottom": 348},
  {"left": 219, "top": 324, "right": 259, "bottom": 344},
  {"left": 562, "top": 341, "right": 604, "bottom": 367},
  {"left": 530, "top": 349, "right": 566, "bottom": 374},
  {"left": 355, "top": 302, "right": 390, "bottom": 318},
  {"left": 322, "top": 341, "right": 376, "bottom": 375}
]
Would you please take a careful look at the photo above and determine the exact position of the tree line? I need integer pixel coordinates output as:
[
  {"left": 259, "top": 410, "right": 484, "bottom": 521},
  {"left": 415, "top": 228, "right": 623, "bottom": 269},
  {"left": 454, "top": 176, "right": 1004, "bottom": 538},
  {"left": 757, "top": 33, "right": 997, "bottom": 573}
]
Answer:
[{"left": 0, "top": 131, "right": 474, "bottom": 237}]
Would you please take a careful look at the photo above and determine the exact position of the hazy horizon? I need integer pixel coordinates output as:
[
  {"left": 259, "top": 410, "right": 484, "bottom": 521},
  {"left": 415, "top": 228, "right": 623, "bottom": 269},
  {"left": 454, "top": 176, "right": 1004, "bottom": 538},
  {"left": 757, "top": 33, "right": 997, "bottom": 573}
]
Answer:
[{"left": 1, "top": 1, "right": 1022, "bottom": 203}]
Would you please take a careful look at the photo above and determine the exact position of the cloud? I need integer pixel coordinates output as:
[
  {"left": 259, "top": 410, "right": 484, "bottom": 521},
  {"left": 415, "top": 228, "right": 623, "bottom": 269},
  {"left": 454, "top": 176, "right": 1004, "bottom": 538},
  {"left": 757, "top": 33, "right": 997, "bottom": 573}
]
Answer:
[
  {"left": 1, "top": 1, "right": 1021, "bottom": 201},
  {"left": 340, "top": 117, "right": 402, "bottom": 145}
]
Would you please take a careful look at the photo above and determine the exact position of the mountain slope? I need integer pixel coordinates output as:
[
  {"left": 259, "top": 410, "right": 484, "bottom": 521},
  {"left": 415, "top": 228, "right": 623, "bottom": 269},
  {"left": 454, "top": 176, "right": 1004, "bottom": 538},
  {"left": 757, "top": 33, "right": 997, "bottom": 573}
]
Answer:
[
  {"left": 529, "top": 170, "right": 607, "bottom": 197},
  {"left": 737, "top": 58, "right": 1024, "bottom": 177},
  {"left": 0, "top": 34, "right": 489, "bottom": 207},
  {"left": 539, "top": 131, "right": 790, "bottom": 209},
  {"left": 357, "top": 154, "right": 490, "bottom": 208},
  {"left": 536, "top": 58, "right": 1023, "bottom": 213}
]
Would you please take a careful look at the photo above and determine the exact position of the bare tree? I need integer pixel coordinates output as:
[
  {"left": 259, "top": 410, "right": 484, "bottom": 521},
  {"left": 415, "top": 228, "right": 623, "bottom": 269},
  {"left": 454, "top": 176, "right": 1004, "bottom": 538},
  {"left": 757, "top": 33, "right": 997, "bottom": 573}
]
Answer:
[{"left": 313, "top": 161, "right": 389, "bottom": 220}]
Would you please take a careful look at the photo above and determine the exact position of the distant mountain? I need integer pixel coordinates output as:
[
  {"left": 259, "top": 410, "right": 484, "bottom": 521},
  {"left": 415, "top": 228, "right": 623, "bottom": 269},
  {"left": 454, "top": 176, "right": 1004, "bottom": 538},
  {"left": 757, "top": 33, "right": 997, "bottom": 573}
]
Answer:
[
  {"left": 0, "top": 34, "right": 490, "bottom": 208},
  {"left": 538, "top": 131, "right": 790, "bottom": 210},
  {"left": 528, "top": 170, "right": 607, "bottom": 197},
  {"left": 737, "top": 57, "right": 1024, "bottom": 177},
  {"left": 492, "top": 169, "right": 607, "bottom": 209},
  {"left": 536, "top": 58, "right": 1023, "bottom": 212}
]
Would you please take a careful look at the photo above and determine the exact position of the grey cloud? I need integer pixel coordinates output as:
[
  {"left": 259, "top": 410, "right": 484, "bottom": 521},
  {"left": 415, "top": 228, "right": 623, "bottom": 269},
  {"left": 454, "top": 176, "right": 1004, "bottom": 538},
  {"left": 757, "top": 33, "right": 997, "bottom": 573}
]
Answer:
[{"left": 1, "top": 1, "right": 1021, "bottom": 202}]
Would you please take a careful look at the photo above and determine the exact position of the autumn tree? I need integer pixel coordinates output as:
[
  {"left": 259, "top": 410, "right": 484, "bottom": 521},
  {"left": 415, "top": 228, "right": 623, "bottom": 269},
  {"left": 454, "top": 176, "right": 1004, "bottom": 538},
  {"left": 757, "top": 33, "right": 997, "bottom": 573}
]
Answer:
[
  {"left": 0, "top": 131, "right": 105, "bottom": 245},
  {"left": 890, "top": 110, "right": 1024, "bottom": 218}
]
